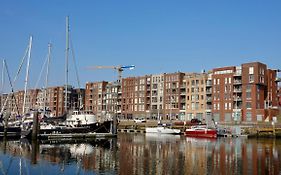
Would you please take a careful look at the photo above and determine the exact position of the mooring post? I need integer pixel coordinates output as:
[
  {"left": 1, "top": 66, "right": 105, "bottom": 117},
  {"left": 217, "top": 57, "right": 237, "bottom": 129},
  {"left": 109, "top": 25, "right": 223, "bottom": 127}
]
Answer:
[
  {"left": 3, "top": 112, "right": 10, "bottom": 138},
  {"left": 113, "top": 114, "right": 117, "bottom": 135},
  {"left": 31, "top": 138, "right": 38, "bottom": 164},
  {"left": 32, "top": 111, "right": 39, "bottom": 140}
]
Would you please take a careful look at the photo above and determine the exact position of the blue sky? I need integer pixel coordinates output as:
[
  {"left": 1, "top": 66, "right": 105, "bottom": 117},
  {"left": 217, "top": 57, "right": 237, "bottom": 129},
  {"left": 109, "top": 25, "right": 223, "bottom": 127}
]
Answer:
[{"left": 0, "top": 1, "right": 281, "bottom": 91}]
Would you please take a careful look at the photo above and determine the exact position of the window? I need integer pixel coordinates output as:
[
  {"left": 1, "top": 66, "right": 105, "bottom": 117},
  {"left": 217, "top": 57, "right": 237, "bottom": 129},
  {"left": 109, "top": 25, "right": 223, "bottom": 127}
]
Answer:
[
  {"left": 228, "top": 102, "right": 231, "bottom": 110},
  {"left": 246, "top": 92, "right": 251, "bottom": 99},
  {"left": 225, "top": 78, "right": 228, "bottom": 84},
  {"left": 217, "top": 79, "right": 220, "bottom": 85},
  {"left": 217, "top": 103, "right": 220, "bottom": 110},
  {"left": 246, "top": 85, "right": 252, "bottom": 92},
  {"left": 228, "top": 77, "right": 231, "bottom": 84},
  {"left": 225, "top": 103, "right": 227, "bottom": 110},
  {"left": 249, "top": 75, "right": 254, "bottom": 83},
  {"left": 249, "top": 67, "right": 254, "bottom": 74},
  {"left": 246, "top": 102, "right": 252, "bottom": 109},
  {"left": 246, "top": 112, "right": 252, "bottom": 121},
  {"left": 191, "top": 103, "right": 195, "bottom": 110},
  {"left": 195, "top": 102, "right": 199, "bottom": 110}
]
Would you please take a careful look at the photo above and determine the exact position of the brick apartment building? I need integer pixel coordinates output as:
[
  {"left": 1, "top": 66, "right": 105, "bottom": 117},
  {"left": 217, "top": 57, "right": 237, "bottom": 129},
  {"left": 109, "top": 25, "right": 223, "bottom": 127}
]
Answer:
[
  {"left": 163, "top": 72, "right": 185, "bottom": 120},
  {"left": 185, "top": 73, "right": 208, "bottom": 121},
  {"left": 36, "top": 85, "right": 78, "bottom": 116},
  {"left": 85, "top": 81, "right": 107, "bottom": 117},
  {"left": 121, "top": 75, "right": 152, "bottom": 119},
  {"left": 211, "top": 62, "right": 279, "bottom": 123},
  {"left": 103, "top": 81, "right": 122, "bottom": 118},
  {"left": 150, "top": 74, "right": 165, "bottom": 120},
  {"left": 85, "top": 81, "right": 122, "bottom": 119},
  {"left": 1, "top": 61, "right": 279, "bottom": 123}
]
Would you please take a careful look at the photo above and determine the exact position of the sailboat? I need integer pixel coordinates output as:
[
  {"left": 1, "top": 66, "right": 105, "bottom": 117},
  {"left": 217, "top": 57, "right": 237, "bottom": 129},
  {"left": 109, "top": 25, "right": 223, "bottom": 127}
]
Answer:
[
  {"left": 22, "top": 16, "right": 114, "bottom": 139},
  {"left": 0, "top": 35, "right": 33, "bottom": 138}
]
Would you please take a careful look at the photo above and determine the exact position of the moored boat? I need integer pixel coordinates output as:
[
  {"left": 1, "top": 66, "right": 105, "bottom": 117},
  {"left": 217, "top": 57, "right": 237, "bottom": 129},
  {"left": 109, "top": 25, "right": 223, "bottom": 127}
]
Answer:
[
  {"left": 0, "top": 125, "right": 21, "bottom": 138},
  {"left": 145, "top": 124, "right": 181, "bottom": 134},
  {"left": 184, "top": 125, "right": 217, "bottom": 138},
  {"left": 21, "top": 110, "right": 114, "bottom": 139}
]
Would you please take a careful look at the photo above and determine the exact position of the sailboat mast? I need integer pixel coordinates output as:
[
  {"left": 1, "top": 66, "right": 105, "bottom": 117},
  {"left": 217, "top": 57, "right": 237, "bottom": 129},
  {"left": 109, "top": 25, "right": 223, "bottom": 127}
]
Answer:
[
  {"left": 65, "top": 16, "right": 70, "bottom": 113},
  {"left": 1, "top": 59, "right": 4, "bottom": 94},
  {"left": 43, "top": 43, "right": 51, "bottom": 115},
  {"left": 23, "top": 36, "right": 33, "bottom": 115}
]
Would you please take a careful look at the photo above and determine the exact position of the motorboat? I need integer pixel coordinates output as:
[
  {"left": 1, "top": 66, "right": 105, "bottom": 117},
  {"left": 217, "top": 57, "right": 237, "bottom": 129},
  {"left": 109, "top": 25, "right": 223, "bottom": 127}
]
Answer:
[{"left": 184, "top": 125, "right": 217, "bottom": 138}]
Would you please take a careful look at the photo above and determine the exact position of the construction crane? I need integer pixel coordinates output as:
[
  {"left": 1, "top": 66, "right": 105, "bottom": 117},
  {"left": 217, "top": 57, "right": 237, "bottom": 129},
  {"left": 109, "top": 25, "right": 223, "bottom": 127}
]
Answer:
[{"left": 87, "top": 65, "right": 135, "bottom": 82}]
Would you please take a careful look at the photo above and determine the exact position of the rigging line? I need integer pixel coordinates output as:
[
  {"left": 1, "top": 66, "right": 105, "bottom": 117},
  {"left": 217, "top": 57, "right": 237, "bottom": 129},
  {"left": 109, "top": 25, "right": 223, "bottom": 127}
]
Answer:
[
  {"left": 3, "top": 60, "right": 20, "bottom": 115},
  {"left": 34, "top": 54, "right": 48, "bottom": 90},
  {"left": 29, "top": 51, "right": 49, "bottom": 110},
  {"left": 70, "top": 34, "right": 83, "bottom": 109},
  {"left": 69, "top": 35, "right": 81, "bottom": 88},
  {"left": 0, "top": 44, "right": 29, "bottom": 115},
  {"left": 13, "top": 44, "right": 29, "bottom": 84}
]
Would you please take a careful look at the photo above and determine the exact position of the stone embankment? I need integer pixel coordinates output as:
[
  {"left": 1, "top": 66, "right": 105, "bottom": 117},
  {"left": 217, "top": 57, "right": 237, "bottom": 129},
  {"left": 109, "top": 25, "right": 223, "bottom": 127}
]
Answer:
[{"left": 117, "top": 120, "right": 281, "bottom": 138}]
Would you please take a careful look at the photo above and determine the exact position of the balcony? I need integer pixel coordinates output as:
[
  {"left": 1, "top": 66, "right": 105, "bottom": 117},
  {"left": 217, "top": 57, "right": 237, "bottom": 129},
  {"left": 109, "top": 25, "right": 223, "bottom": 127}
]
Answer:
[
  {"left": 233, "top": 80, "right": 242, "bottom": 85},
  {"left": 206, "top": 97, "right": 212, "bottom": 102},
  {"left": 206, "top": 89, "right": 212, "bottom": 94},
  {"left": 180, "top": 91, "right": 186, "bottom": 95},
  {"left": 233, "top": 88, "right": 242, "bottom": 93},
  {"left": 233, "top": 72, "right": 242, "bottom": 77},
  {"left": 233, "top": 96, "right": 242, "bottom": 101},
  {"left": 206, "top": 82, "right": 212, "bottom": 87},
  {"left": 233, "top": 108, "right": 241, "bottom": 112},
  {"left": 275, "top": 77, "right": 281, "bottom": 82}
]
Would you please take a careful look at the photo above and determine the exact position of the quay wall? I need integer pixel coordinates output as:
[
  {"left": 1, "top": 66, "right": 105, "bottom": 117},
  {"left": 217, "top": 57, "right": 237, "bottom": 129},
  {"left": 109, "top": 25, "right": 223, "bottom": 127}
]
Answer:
[{"left": 117, "top": 120, "right": 281, "bottom": 137}]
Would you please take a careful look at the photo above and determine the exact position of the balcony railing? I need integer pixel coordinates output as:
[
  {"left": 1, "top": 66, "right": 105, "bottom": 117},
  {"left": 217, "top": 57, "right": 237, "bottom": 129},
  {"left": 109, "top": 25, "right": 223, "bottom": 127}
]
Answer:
[
  {"left": 233, "top": 80, "right": 242, "bottom": 84},
  {"left": 206, "top": 89, "right": 212, "bottom": 94},
  {"left": 234, "top": 72, "right": 242, "bottom": 76},
  {"left": 206, "top": 82, "right": 212, "bottom": 87},
  {"left": 233, "top": 96, "right": 242, "bottom": 101},
  {"left": 233, "top": 88, "right": 242, "bottom": 93}
]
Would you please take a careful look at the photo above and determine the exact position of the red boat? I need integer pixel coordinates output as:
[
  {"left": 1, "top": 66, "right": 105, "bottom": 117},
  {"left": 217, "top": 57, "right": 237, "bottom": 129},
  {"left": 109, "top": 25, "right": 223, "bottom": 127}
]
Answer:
[{"left": 184, "top": 125, "right": 217, "bottom": 138}]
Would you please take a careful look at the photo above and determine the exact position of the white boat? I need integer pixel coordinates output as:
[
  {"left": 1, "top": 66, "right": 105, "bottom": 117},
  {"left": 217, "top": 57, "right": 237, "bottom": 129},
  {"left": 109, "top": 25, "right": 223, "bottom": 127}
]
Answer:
[
  {"left": 145, "top": 125, "right": 181, "bottom": 134},
  {"left": 63, "top": 110, "right": 97, "bottom": 127}
]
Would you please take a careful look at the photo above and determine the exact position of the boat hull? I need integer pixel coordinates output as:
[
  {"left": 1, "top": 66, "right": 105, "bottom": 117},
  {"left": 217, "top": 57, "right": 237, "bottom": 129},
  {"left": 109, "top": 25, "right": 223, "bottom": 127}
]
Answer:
[
  {"left": 0, "top": 126, "right": 22, "bottom": 138},
  {"left": 184, "top": 129, "right": 217, "bottom": 138},
  {"left": 146, "top": 127, "right": 181, "bottom": 134},
  {"left": 22, "top": 120, "right": 114, "bottom": 139}
]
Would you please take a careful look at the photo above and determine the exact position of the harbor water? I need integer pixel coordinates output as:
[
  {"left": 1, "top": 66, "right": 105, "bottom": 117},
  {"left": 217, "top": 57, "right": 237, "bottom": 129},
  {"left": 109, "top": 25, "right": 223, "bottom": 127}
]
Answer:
[{"left": 0, "top": 133, "right": 281, "bottom": 174}]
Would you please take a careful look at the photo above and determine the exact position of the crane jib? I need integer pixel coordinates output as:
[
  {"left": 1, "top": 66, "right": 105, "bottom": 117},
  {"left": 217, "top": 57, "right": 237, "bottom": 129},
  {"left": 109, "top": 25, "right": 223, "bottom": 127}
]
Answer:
[{"left": 121, "top": 65, "right": 135, "bottom": 69}]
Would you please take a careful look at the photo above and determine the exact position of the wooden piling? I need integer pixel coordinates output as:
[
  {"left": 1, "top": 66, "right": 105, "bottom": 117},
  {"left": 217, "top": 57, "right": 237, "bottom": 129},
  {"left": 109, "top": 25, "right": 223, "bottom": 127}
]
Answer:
[
  {"left": 112, "top": 114, "right": 117, "bottom": 135},
  {"left": 3, "top": 112, "right": 10, "bottom": 138},
  {"left": 32, "top": 111, "right": 39, "bottom": 140}
]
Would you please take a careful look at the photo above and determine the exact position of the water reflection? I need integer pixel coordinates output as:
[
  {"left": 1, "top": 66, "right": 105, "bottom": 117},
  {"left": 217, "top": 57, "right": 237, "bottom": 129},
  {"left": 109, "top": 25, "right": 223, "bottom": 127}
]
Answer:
[{"left": 0, "top": 134, "right": 281, "bottom": 174}]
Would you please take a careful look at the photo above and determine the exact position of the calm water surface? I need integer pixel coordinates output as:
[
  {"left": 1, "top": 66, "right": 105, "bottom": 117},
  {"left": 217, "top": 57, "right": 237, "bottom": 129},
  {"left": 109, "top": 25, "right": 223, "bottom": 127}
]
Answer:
[{"left": 0, "top": 133, "right": 281, "bottom": 175}]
